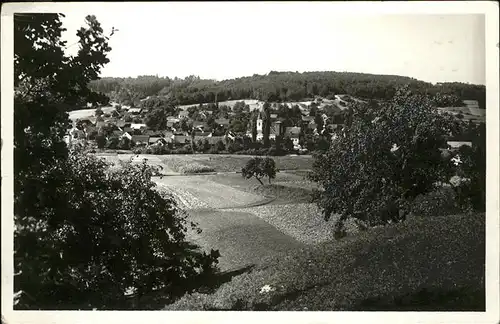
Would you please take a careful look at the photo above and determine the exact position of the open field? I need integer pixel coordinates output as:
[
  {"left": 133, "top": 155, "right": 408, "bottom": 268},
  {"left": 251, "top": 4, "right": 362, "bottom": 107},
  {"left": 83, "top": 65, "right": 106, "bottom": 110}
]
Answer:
[
  {"left": 68, "top": 106, "right": 116, "bottom": 121},
  {"left": 94, "top": 153, "right": 314, "bottom": 174},
  {"left": 194, "top": 154, "right": 314, "bottom": 172},
  {"left": 178, "top": 99, "right": 262, "bottom": 111},
  {"left": 151, "top": 172, "right": 318, "bottom": 271},
  {"left": 154, "top": 175, "right": 266, "bottom": 210}
]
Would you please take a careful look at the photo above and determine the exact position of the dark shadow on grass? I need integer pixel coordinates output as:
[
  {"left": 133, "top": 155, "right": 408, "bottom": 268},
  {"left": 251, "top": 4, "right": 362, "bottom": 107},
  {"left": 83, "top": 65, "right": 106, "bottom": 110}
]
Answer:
[
  {"left": 351, "top": 287, "right": 485, "bottom": 311},
  {"left": 196, "top": 264, "right": 256, "bottom": 294}
]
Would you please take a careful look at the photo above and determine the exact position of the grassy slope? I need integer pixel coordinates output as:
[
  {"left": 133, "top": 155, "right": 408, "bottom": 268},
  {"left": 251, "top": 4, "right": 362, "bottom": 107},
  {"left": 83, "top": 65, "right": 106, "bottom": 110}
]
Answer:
[
  {"left": 198, "top": 155, "right": 314, "bottom": 173},
  {"left": 166, "top": 213, "right": 485, "bottom": 311}
]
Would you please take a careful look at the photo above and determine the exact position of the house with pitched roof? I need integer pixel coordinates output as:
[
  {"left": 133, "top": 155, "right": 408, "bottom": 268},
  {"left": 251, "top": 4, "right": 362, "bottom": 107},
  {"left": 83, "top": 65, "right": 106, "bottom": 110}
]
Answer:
[
  {"left": 172, "top": 134, "right": 189, "bottom": 145},
  {"left": 149, "top": 137, "right": 168, "bottom": 146},
  {"left": 215, "top": 118, "right": 230, "bottom": 127},
  {"left": 128, "top": 108, "right": 142, "bottom": 115},
  {"left": 178, "top": 110, "right": 189, "bottom": 119}
]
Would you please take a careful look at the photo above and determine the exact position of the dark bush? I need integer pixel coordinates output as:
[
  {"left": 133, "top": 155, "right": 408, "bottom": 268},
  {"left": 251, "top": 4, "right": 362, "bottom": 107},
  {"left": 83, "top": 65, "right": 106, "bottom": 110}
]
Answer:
[{"left": 408, "top": 187, "right": 463, "bottom": 217}]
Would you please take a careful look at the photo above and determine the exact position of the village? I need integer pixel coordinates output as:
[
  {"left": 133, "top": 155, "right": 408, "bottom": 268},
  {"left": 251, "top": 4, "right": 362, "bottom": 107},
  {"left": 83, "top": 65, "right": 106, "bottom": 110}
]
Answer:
[
  {"left": 65, "top": 94, "right": 485, "bottom": 155},
  {"left": 10, "top": 6, "right": 494, "bottom": 314}
]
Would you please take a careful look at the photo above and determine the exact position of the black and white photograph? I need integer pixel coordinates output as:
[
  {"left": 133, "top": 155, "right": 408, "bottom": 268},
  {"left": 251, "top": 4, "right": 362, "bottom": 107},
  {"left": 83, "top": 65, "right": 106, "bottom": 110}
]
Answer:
[{"left": 1, "top": 1, "right": 499, "bottom": 323}]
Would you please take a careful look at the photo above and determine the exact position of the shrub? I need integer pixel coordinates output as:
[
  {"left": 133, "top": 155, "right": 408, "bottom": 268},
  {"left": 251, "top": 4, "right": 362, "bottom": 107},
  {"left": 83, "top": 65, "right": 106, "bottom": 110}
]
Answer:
[
  {"left": 208, "top": 146, "right": 220, "bottom": 154},
  {"left": 172, "top": 145, "right": 192, "bottom": 154},
  {"left": 408, "top": 187, "right": 463, "bottom": 217},
  {"left": 242, "top": 157, "right": 277, "bottom": 185},
  {"left": 106, "top": 137, "right": 119, "bottom": 149},
  {"left": 96, "top": 135, "right": 106, "bottom": 149},
  {"left": 180, "top": 164, "right": 216, "bottom": 174},
  {"left": 164, "top": 157, "right": 215, "bottom": 174},
  {"left": 308, "top": 86, "right": 458, "bottom": 237},
  {"left": 451, "top": 124, "right": 486, "bottom": 212}
]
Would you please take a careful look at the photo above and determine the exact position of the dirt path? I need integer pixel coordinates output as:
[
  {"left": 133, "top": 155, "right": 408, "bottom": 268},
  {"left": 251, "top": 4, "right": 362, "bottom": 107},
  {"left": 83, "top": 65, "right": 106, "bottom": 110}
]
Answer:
[
  {"left": 153, "top": 175, "right": 305, "bottom": 271},
  {"left": 187, "top": 209, "right": 304, "bottom": 272}
]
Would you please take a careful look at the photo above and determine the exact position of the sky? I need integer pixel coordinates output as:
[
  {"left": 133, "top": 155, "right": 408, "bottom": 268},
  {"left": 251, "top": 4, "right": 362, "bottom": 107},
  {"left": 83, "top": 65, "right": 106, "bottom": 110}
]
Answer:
[{"left": 54, "top": 2, "right": 486, "bottom": 85}]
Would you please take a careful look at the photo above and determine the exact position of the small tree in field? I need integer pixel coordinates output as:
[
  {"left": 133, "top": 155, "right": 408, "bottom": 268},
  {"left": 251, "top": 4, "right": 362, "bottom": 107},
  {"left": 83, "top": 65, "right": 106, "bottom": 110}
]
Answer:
[
  {"left": 308, "top": 86, "right": 458, "bottom": 237},
  {"left": 242, "top": 157, "right": 277, "bottom": 185}
]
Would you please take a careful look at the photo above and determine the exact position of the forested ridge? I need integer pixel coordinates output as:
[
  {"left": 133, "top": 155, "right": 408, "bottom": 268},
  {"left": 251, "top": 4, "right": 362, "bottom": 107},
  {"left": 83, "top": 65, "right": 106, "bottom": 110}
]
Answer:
[{"left": 88, "top": 71, "right": 486, "bottom": 109}]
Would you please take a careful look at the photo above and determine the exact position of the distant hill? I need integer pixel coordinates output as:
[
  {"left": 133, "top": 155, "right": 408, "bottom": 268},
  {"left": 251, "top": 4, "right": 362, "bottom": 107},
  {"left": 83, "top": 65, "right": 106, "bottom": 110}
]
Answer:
[{"left": 88, "top": 71, "right": 486, "bottom": 109}]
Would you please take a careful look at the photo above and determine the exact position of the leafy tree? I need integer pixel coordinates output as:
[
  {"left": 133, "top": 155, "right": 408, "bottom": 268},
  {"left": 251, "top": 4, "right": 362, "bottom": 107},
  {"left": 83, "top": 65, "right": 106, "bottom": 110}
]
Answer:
[
  {"left": 95, "top": 107, "right": 104, "bottom": 117},
  {"left": 284, "top": 136, "right": 294, "bottom": 152},
  {"left": 206, "top": 114, "right": 217, "bottom": 131},
  {"left": 180, "top": 119, "right": 190, "bottom": 132},
  {"left": 315, "top": 135, "right": 330, "bottom": 153},
  {"left": 106, "top": 137, "right": 120, "bottom": 149},
  {"left": 432, "top": 92, "right": 463, "bottom": 107},
  {"left": 250, "top": 113, "right": 258, "bottom": 142},
  {"left": 228, "top": 140, "right": 243, "bottom": 153},
  {"left": 118, "top": 136, "right": 133, "bottom": 150},
  {"left": 241, "top": 157, "right": 277, "bottom": 185},
  {"left": 89, "top": 72, "right": 485, "bottom": 109},
  {"left": 14, "top": 13, "right": 219, "bottom": 310},
  {"left": 451, "top": 122, "right": 486, "bottom": 212},
  {"left": 262, "top": 102, "right": 271, "bottom": 147},
  {"left": 233, "top": 101, "right": 246, "bottom": 114},
  {"left": 87, "top": 130, "right": 98, "bottom": 140},
  {"left": 309, "top": 104, "right": 317, "bottom": 117},
  {"left": 308, "top": 86, "right": 458, "bottom": 237},
  {"left": 314, "top": 112, "right": 324, "bottom": 134},
  {"left": 215, "top": 140, "right": 226, "bottom": 152},
  {"left": 229, "top": 118, "right": 248, "bottom": 133}
]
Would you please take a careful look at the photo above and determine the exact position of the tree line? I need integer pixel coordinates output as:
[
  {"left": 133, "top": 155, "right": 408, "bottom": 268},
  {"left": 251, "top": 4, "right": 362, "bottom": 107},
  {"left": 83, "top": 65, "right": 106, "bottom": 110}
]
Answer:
[{"left": 88, "top": 71, "right": 486, "bottom": 109}]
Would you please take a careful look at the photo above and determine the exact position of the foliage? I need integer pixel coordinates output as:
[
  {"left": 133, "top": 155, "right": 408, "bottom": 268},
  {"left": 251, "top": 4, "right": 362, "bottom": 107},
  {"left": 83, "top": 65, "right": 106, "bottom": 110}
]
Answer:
[
  {"left": 15, "top": 152, "right": 219, "bottom": 309},
  {"left": 164, "top": 158, "right": 215, "bottom": 174},
  {"left": 408, "top": 187, "right": 463, "bottom": 217},
  {"left": 450, "top": 122, "right": 486, "bottom": 212},
  {"left": 118, "top": 136, "right": 134, "bottom": 150},
  {"left": 143, "top": 97, "right": 178, "bottom": 130},
  {"left": 95, "top": 107, "right": 104, "bottom": 116},
  {"left": 14, "top": 13, "right": 219, "bottom": 309},
  {"left": 314, "top": 112, "right": 324, "bottom": 134},
  {"left": 262, "top": 102, "right": 271, "bottom": 147},
  {"left": 95, "top": 135, "right": 107, "bottom": 149},
  {"left": 308, "top": 86, "right": 458, "bottom": 236},
  {"left": 106, "top": 137, "right": 120, "bottom": 149},
  {"left": 89, "top": 71, "right": 486, "bottom": 109},
  {"left": 242, "top": 157, "right": 277, "bottom": 185}
]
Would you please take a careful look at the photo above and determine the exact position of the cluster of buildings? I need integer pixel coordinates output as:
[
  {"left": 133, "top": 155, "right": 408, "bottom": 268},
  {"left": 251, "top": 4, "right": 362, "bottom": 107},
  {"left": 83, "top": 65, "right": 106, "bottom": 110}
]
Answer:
[
  {"left": 66, "top": 95, "right": 349, "bottom": 151},
  {"left": 64, "top": 95, "right": 483, "bottom": 152}
]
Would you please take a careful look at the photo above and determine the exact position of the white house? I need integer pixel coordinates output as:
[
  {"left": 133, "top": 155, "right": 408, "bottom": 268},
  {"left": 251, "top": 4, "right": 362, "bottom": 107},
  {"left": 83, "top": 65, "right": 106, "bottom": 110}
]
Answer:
[
  {"left": 130, "top": 123, "right": 147, "bottom": 130},
  {"left": 447, "top": 141, "right": 472, "bottom": 149}
]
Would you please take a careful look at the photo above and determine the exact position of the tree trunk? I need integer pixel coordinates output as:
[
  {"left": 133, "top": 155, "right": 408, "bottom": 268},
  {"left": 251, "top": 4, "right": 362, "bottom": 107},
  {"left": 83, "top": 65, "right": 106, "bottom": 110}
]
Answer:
[{"left": 255, "top": 176, "right": 264, "bottom": 185}]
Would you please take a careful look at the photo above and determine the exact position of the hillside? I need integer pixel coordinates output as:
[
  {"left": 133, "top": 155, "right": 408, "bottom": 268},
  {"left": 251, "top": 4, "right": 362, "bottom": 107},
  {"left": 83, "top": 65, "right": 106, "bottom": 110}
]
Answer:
[
  {"left": 88, "top": 71, "right": 486, "bottom": 109},
  {"left": 166, "top": 213, "right": 485, "bottom": 311}
]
